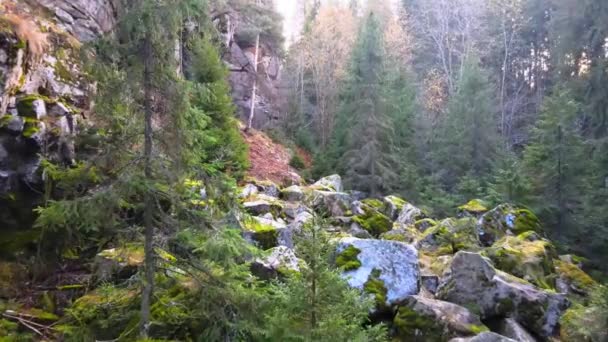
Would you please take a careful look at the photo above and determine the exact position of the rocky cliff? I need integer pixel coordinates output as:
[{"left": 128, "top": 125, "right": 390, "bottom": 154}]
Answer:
[{"left": 0, "top": 0, "right": 285, "bottom": 233}]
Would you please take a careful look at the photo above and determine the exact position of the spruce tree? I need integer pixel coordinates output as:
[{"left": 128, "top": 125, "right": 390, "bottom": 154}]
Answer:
[
  {"left": 521, "top": 88, "right": 588, "bottom": 236},
  {"left": 329, "top": 13, "right": 398, "bottom": 197},
  {"left": 262, "top": 218, "right": 387, "bottom": 341}
]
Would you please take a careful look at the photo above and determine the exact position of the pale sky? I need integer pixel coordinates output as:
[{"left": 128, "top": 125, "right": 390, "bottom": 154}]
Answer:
[{"left": 275, "top": 0, "right": 399, "bottom": 46}]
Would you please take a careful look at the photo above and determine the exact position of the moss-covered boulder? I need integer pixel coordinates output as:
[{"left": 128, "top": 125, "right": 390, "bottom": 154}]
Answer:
[
  {"left": 281, "top": 185, "right": 304, "bottom": 202},
  {"left": 312, "top": 174, "right": 343, "bottom": 192},
  {"left": 484, "top": 233, "right": 557, "bottom": 289},
  {"left": 394, "top": 295, "right": 489, "bottom": 341},
  {"left": 478, "top": 204, "right": 541, "bottom": 246},
  {"left": 241, "top": 216, "right": 281, "bottom": 250},
  {"left": 352, "top": 204, "right": 392, "bottom": 237},
  {"left": 396, "top": 202, "right": 427, "bottom": 226},
  {"left": 93, "top": 245, "right": 144, "bottom": 282},
  {"left": 242, "top": 194, "right": 284, "bottom": 216},
  {"left": 62, "top": 285, "right": 139, "bottom": 340},
  {"left": 382, "top": 195, "right": 407, "bottom": 220},
  {"left": 417, "top": 218, "right": 481, "bottom": 254},
  {"left": 306, "top": 190, "right": 351, "bottom": 217},
  {"left": 458, "top": 199, "right": 489, "bottom": 217},
  {"left": 336, "top": 237, "right": 419, "bottom": 307},
  {"left": 436, "top": 251, "right": 569, "bottom": 338},
  {"left": 415, "top": 218, "right": 437, "bottom": 232},
  {"left": 251, "top": 246, "right": 301, "bottom": 279},
  {"left": 380, "top": 226, "right": 422, "bottom": 243},
  {"left": 554, "top": 260, "right": 597, "bottom": 295},
  {"left": 0, "top": 262, "right": 27, "bottom": 298}
]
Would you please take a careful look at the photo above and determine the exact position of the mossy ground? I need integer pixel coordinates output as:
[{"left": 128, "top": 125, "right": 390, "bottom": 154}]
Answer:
[{"left": 393, "top": 306, "right": 445, "bottom": 341}]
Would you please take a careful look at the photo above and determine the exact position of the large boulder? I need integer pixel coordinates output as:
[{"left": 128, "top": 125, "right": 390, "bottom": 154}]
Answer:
[
  {"left": 251, "top": 246, "right": 301, "bottom": 280},
  {"left": 478, "top": 204, "right": 541, "bottom": 246},
  {"left": 494, "top": 318, "right": 537, "bottom": 342},
  {"left": 242, "top": 194, "right": 283, "bottom": 216},
  {"left": 554, "top": 259, "right": 597, "bottom": 296},
  {"left": 382, "top": 195, "right": 407, "bottom": 220},
  {"left": 335, "top": 237, "right": 419, "bottom": 307},
  {"left": 416, "top": 218, "right": 481, "bottom": 254},
  {"left": 394, "top": 295, "right": 489, "bottom": 341},
  {"left": 449, "top": 332, "right": 517, "bottom": 342},
  {"left": 396, "top": 202, "right": 426, "bottom": 226},
  {"left": 281, "top": 185, "right": 304, "bottom": 202},
  {"left": 436, "top": 252, "right": 569, "bottom": 338},
  {"left": 93, "top": 245, "right": 144, "bottom": 282},
  {"left": 351, "top": 199, "right": 393, "bottom": 237},
  {"left": 484, "top": 233, "right": 557, "bottom": 289},
  {"left": 307, "top": 190, "right": 351, "bottom": 217},
  {"left": 312, "top": 174, "right": 343, "bottom": 192}
]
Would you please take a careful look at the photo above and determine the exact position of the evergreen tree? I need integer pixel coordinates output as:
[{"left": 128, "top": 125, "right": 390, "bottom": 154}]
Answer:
[
  {"left": 262, "top": 218, "right": 387, "bottom": 341},
  {"left": 327, "top": 13, "right": 399, "bottom": 197},
  {"left": 521, "top": 88, "right": 588, "bottom": 237},
  {"left": 431, "top": 60, "right": 500, "bottom": 192}
]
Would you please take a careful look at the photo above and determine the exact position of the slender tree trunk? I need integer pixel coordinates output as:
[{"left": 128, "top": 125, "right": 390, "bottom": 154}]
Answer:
[
  {"left": 246, "top": 34, "right": 260, "bottom": 132},
  {"left": 140, "top": 28, "right": 155, "bottom": 339}
]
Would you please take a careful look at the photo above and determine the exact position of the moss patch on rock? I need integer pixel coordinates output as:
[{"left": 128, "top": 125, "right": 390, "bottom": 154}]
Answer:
[
  {"left": 242, "top": 217, "right": 279, "bottom": 250},
  {"left": 484, "top": 234, "right": 557, "bottom": 289},
  {"left": 555, "top": 260, "right": 597, "bottom": 293},
  {"left": 393, "top": 306, "right": 444, "bottom": 341},
  {"left": 458, "top": 199, "right": 488, "bottom": 215},
  {"left": 335, "top": 245, "right": 362, "bottom": 271},
  {"left": 363, "top": 269, "right": 388, "bottom": 309},
  {"left": 353, "top": 209, "right": 392, "bottom": 237}
]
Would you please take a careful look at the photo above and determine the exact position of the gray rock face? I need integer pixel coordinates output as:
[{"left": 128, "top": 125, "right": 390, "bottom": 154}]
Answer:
[
  {"left": 337, "top": 237, "right": 419, "bottom": 306},
  {"left": 251, "top": 246, "right": 300, "bottom": 279},
  {"left": 37, "top": 0, "right": 121, "bottom": 41},
  {"left": 449, "top": 332, "right": 517, "bottom": 342},
  {"left": 495, "top": 318, "right": 537, "bottom": 342},
  {"left": 308, "top": 190, "right": 351, "bottom": 217},
  {"left": 397, "top": 202, "right": 425, "bottom": 225},
  {"left": 437, "top": 252, "right": 569, "bottom": 338},
  {"left": 239, "top": 184, "right": 259, "bottom": 198},
  {"left": 281, "top": 185, "right": 304, "bottom": 202},
  {"left": 313, "top": 174, "right": 343, "bottom": 192},
  {"left": 401, "top": 295, "right": 488, "bottom": 338}
]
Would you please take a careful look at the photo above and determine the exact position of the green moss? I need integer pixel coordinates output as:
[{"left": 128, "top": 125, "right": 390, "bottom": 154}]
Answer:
[
  {"left": 468, "top": 324, "right": 490, "bottom": 334},
  {"left": 458, "top": 199, "right": 488, "bottom": 214},
  {"left": 22, "top": 117, "right": 39, "bottom": 138},
  {"left": 16, "top": 94, "right": 53, "bottom": 118},
  {"left": 362, "top": 198, "right": 384, "bottom": 209},
  {"left": 243, "top": 217, "right": 278, "bottom": 250},
  {"left": 55, "top": 60, "right": 75, "bottom": 83},
  {"left": 363, "top": 269, "right": 387, "bottom": 308},
  {"left": 353, "top": 210, "right": 392, "bottom": 237},
  {"left": 15, "top": 39, "right": 26, "bottom": 50},
  {"left": 415, "top": 218, "right": 437, "bottom": 231},
  {"left": 555, "top": 260, "right": 597, "bottom": 292},
  {"left": 394, "top": 306, "right": 444, "bottom": 341},
  {"left": 485, "top": 235, "right": 556, "bottom": 289},
  {"left": 513, "top": 208, "right": 541, "bottom": 233},
  {"left": 335, "top": 245, "right": 362, "bottom": 271},
  {"left": 0, "top": 115, "right": 12, "bottom": 128},
  {"left": 384, "top": 195, "right": 406, "bottom": 208}
]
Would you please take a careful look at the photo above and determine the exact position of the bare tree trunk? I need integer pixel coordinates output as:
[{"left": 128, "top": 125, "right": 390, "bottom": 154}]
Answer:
[
  {"left": 246, "top": 33, "right": 260, "bottom": 132},
  {"left": 140, "top": 27, "right": 155, "bottom": 339}
]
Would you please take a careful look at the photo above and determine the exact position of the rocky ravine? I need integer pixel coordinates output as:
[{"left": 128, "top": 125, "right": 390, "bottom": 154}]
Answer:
[{"left": 227, "top": 174, "right": 597, "bottom": 341}]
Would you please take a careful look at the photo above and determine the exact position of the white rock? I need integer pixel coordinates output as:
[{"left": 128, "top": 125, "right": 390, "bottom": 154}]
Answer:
[{"left": 337, "top": 237, "right": 419, "bottom": 306}]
